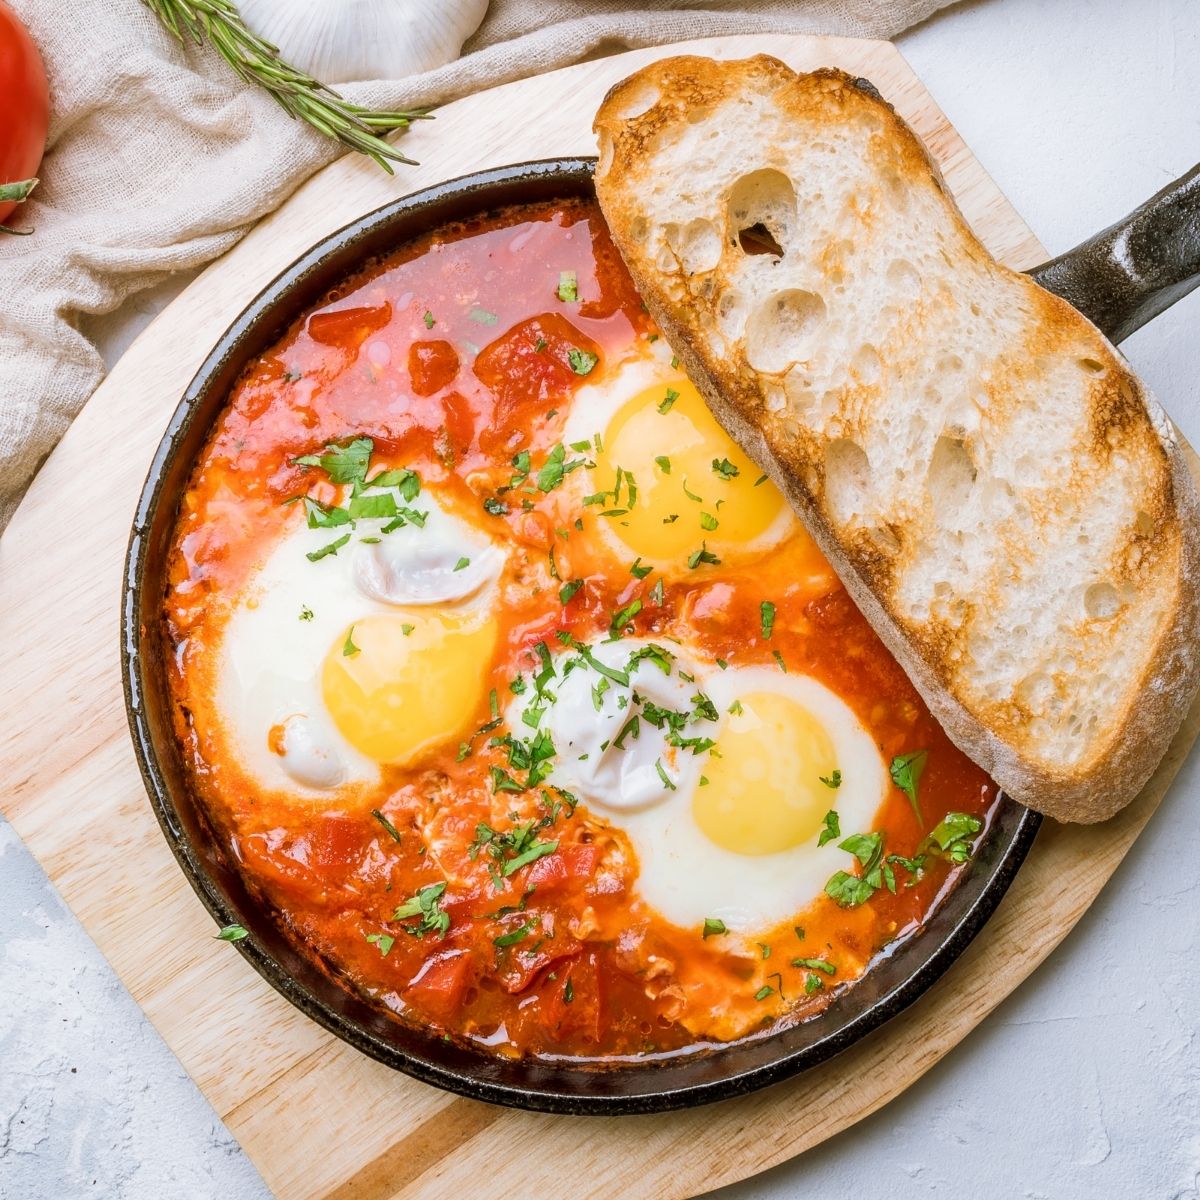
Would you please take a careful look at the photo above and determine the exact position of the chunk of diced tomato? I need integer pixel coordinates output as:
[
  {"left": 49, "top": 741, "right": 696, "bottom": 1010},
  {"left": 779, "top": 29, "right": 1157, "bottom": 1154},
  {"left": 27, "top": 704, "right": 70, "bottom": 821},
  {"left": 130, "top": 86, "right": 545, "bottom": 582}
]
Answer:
[{"left": 405, "top": 951, "right": 473, "bottom": 1021}]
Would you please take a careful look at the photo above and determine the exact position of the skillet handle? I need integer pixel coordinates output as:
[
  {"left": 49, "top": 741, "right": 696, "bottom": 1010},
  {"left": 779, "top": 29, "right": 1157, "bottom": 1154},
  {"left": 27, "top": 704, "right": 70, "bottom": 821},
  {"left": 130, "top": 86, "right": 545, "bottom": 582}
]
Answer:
[{"left": 1027, "top": 163, "right": 1200, "bottom": 345}]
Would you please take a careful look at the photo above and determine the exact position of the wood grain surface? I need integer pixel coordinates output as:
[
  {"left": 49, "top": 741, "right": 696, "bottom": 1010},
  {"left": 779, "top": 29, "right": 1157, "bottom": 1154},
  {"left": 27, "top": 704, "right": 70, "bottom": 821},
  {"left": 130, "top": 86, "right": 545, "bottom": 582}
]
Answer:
[{"left": 2, "top": 32, "right": 1196, "bottom": 1200}]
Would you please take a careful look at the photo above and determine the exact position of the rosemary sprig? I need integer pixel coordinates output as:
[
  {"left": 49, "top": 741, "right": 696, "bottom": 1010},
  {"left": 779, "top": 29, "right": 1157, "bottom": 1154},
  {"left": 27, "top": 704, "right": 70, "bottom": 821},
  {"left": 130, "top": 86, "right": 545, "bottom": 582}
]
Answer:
[{"left": 142, "top": 0, "right": 431, "bottom": 172}]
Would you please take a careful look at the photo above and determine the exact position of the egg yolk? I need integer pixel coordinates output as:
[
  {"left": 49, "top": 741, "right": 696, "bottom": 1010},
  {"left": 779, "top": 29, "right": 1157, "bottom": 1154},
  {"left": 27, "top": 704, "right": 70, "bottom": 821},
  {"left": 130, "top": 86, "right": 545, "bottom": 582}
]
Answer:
[
  {"left": 321, "top": 612, "right": 497, "bottom": 764},
  {"left": 694, "top": 691, "right": 838, "bottom": 855},
  {"left": 590, "top": 377, "right": 788, "bottom": 564}
]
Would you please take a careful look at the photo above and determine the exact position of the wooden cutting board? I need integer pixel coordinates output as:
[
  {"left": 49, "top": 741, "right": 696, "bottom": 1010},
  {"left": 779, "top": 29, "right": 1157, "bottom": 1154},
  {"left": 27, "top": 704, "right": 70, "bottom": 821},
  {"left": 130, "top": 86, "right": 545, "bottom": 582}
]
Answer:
[{"left": 2, "top": 32, "right": 1198, "bottom": 1200}]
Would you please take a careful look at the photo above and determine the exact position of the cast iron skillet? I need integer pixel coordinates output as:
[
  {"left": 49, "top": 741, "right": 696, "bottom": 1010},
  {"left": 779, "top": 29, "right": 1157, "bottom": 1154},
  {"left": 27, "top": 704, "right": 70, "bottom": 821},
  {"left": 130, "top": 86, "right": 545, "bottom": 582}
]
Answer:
[{"left": 122, "top": 154, "right": 1200, "bottom": 1115}]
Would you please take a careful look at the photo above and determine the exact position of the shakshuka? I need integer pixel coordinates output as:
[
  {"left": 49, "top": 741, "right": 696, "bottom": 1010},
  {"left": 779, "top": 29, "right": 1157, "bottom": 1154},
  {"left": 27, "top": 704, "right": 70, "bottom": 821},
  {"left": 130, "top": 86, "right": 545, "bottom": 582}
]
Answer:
[{"left": 163, "top": 197, "right": 998, "bottom": 1060}]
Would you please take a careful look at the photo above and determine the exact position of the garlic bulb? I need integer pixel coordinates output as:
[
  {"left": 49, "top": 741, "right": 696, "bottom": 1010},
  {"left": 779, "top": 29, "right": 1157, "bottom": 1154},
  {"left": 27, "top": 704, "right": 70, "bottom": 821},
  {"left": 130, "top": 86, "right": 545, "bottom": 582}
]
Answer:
[{"left": 238, "top": 0, "right": 490, "bottom": 85}]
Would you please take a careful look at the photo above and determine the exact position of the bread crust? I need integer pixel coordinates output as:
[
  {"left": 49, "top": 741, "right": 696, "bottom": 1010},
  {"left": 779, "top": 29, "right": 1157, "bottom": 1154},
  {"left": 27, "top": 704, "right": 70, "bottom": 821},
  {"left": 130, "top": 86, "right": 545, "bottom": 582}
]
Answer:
[{"left": 594, "top": 55, "right": 1200, "bottom": 823}]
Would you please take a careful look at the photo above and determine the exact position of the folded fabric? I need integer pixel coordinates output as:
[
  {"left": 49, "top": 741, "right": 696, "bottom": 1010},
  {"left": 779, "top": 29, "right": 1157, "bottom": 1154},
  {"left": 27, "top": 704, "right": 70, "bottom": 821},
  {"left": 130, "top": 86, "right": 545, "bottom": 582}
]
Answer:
[{"left": 0, "top": 0, "right": 952, "bottom": 529}]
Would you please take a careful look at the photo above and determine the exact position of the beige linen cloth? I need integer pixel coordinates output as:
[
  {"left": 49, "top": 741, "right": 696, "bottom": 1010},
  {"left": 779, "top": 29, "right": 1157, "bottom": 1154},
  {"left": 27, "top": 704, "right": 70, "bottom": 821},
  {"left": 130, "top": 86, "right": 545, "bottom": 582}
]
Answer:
[{"left": 0, "top": 0, "right": 954, "bottom": 529}]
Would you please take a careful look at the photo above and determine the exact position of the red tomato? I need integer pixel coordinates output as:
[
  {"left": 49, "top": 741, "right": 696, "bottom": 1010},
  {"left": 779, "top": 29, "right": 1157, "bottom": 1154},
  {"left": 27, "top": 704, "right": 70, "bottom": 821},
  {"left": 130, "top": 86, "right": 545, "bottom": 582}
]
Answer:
[
  {"left": 404, "top": 951, "right": 473, "bottom": 1020},
  {"left": 0, "top": 1, "right": 49, "bottom": 225}
]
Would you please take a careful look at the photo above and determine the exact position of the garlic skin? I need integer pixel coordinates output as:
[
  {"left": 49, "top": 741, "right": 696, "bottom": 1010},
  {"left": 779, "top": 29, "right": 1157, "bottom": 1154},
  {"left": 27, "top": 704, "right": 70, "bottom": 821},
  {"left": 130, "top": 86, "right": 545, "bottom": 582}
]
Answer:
[{"left": 239, "top": 0, "right": 490, "bottom": 85}]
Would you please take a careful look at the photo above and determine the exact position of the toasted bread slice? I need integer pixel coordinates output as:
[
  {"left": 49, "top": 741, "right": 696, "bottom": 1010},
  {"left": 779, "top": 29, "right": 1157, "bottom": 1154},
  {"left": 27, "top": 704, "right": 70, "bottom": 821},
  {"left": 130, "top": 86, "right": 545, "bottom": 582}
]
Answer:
[{"left": 594, "top": 56, "right": 1200, "bottom": 823}]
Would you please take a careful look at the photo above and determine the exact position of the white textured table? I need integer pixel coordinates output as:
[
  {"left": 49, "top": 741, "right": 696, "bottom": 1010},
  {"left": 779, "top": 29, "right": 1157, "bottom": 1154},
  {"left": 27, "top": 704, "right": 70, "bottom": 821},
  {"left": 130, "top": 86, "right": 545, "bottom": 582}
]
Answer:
[{"left": 3, "top": 0, "right": 1198, "bottom": 1196}]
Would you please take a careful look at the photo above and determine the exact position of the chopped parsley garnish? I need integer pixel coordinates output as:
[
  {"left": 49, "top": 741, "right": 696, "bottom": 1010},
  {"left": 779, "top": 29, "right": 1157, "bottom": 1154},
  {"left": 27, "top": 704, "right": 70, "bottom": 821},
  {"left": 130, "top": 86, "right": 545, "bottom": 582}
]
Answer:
[
  {"left": 681, "top": 477, "right": 703, "bottom": 503},
  {"left": 702, "top": 917, "right": 727, "bottom": 939},
  {"left": 537, "top": 443, "right": 589, "bottom": 492},
  {"left": 791, "top": 957, "right": 836, "bottom": 975},
  {"left": 299, "top": 605, "right": 314, "bottom": 621},
  {"left": 820, "top": 770, "right": 842, "bottom": 790},
  {"left": 712, "top": 457, "right": 740, "bottom": 481},
  {"left": 214, "top": 924, "right": 248, "bottom": 942},
  {"left": 568, "top": 348, "right": 598, "bottom": 376},
  {"left": 687, "top": 543, "right": 721, "bottom": 569},
  {"left": 760, "top": 600, "right": 776, "bottom": 639},
  {"left": 366, "top": 466, "right": 421, "bottom": 499},
  {"left": 534, "top": 336, "right": 547, "bottom": 352},
  {"left": 754, "top": 985, "right": 775, "bottom": 1001},
  {"left": 391, "top": 881, "right": 450, "bottom": 938},
  {"left": 805, "top": 973, "right": 824, "bottom": 994},
  {"left": 346, "top": 492, "right": 397, "bottom": 521},
  {"left": 423, "top": 310, "right": 435, "bottom": 329},
  {"left": 890, "top": 749, "right": 928, "bottom": 824},
  {"left": 342, "top": 625, "right": 360, "bottom": 657},
  {"left": 483, "top": 497, "right": 509, "bottom": 515},
  {"left": 469, "top": 307, "right": 498, "bottom": 325},
  {"left": 654, "top": 455, "right": 671, "bottom": 474},
  {"left": 700, "top": 512, "right": 718, "bottom": 531},
  {"left": 306, "top": 532, "right": 351, "bottom": 562},
  {"left": 303, "top": 496, "right": 351, "bottom": 529},
  {"left": 365, "top": 932, "right": 395, "bottom": 957},
  {"left": 817, "top": 809, "right": 840, "bottom": 847},
  {"left": 654, "top": 759, "right": 677, "bottom": 791},
  {"left": 629, "top": 557, "right": 653, "bottom": 579},
  {"left": 564, "top": 978, "right": 575, "bottom": 1004},
  {"left": 824, "top": 832, "right": 897, "bottom": 908},
  {"left": 754, "top": 473, "right": 768, "bottom": 486},
  {"left": 759, "top": 943, "right": 771, "bottom": 959},
  {"left": 493, "top": 920, "right": 538, "bottom": 948},
  {"left": 293, "top": 436, "right": 373, "bottom": 484},
  {"left": 926, "top": 811, "right": 983, "bottom": 863},
  {"left": 370, "top": 809, "right": 402, "bottom": 843},
  {"left": 401, "top": 623, "right": 414, "bottom": 636},
  {"left": 658, "top": 387, "right": 679, "bottom": 414},
  {"left": 772, "top": 649, "right": 787, "bottom": 672},
  {"left": 556, "top": 270, "right": 578, "bottom": 302},
  {"left": 559, "top": 579, "right": 584, "bottom": 604},
  {"left": 454, "top": 556, "right": 470, "bottom": 572},
  {"left": 611, "top": 597, "right": 642, "bottom": 633},
  {"left": 650, "top": 577, "right": 665, "bottom": 606}
]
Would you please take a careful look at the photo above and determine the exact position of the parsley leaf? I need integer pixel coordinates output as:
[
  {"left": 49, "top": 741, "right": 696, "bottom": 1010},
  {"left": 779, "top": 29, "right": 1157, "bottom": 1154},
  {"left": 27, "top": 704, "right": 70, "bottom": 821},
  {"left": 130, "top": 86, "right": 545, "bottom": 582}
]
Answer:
[
  {"left": 926, "top": 811, "right": 983, "bottom": 864},
  {"left": 712, "top": 457, "right": 740, "bottom": 481},
  {"left": 791, "top": 957, "right": 836, "bottom": 975},
  {"left": 658, "top": 388, "right": 679, "bottom": 414},
  {"left": 293, "top": 436, "right": 373, "bottom": 485},
  {"left": 348, "top": 492, "right": 398, "bottom": 522},
  {"left": 654, "top": 455, "right": 671, "bottom": 474},
  {"left": 494, "top": 920, "right": 538, "bottom": 947},
  {"left": 760, "top": 600, "right": 776, "bottom": 639},
  {"left": 365, "top": 932, "right": 395, "bottom": 957},
  {"left": 817, "top": 809, "right": 840, "bottom": 847},
  {"left": 306, "top": 532, "right": 350, "bottom": 562},
  {"left": 702, "top": 917, "right": 727, "bottom": 939},
  {"left": 820, "top": 769, "right": 842, "bottom": 790},
  {"left": 537, "top": 443, "right": 588, "bottom": 492},
  {"left": 214, "top": 924, "right": 248, "bottom": 942},
  {"left": 687, "top": 543, "right": 721, "bottom": 569},
  {"left": 611, "top": 597, "right": 642, "bottom": 633},
  {"left": 391, "top": 881, "right": 450, "bottom": 938},
  {"left": 343, "top": 625, "right": 360, "bottom": 657},
  {"left": 568, "top": 348, "right": 598, "bottom": 376},
  {"left": 890, "top": 750, "right": 929, "bottom": 824},
  {"left": 556, "top": 270, "right": 578, "bottom": 302},
  {"left": 559, "top": 579, "right": 583, "bottom": 604},
  {"left": 423, "top": 310, "right": 435, "bottom": 329},
  {"left": 370, "top": 809, "right": 402, "bottom": 843}
]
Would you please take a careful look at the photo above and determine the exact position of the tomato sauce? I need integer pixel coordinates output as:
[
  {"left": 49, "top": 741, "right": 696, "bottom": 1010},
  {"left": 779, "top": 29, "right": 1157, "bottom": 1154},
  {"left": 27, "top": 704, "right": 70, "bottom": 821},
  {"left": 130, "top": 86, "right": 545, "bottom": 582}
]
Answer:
[{"left": 163, "top": 198, "right": 1000, "bottom": 1061}]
